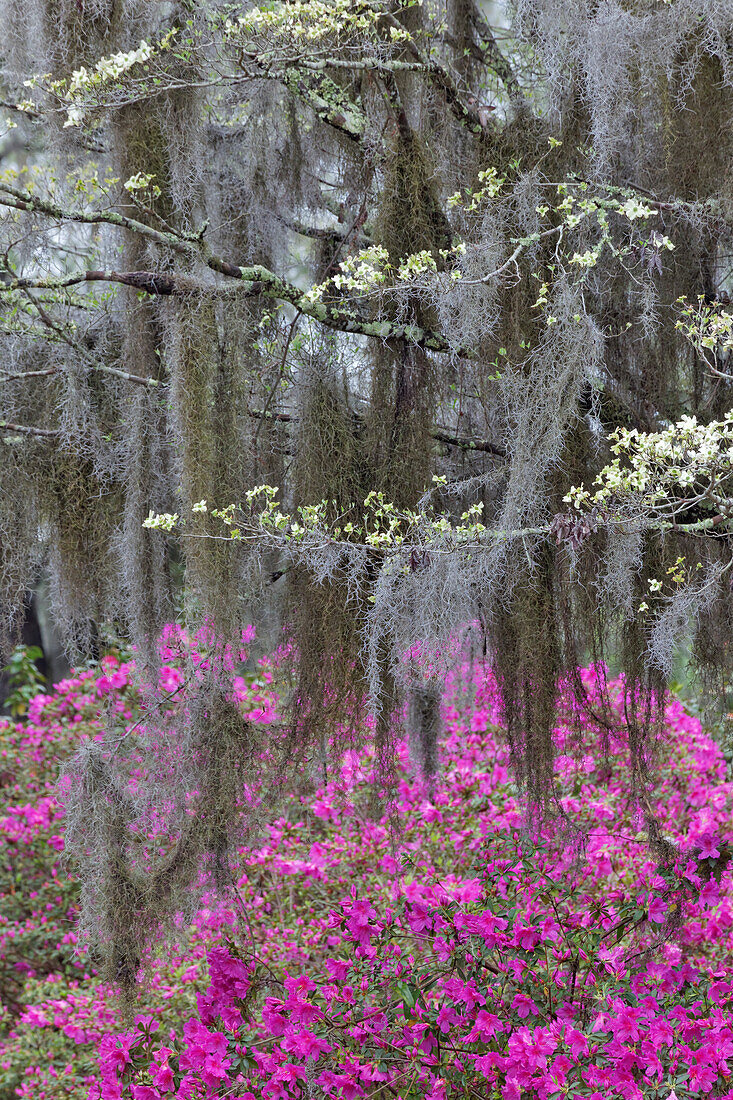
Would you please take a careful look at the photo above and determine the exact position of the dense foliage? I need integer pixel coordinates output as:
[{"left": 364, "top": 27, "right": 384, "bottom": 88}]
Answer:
[{"left": 2, "top": 637, "right": 733, "bottom": 1098}]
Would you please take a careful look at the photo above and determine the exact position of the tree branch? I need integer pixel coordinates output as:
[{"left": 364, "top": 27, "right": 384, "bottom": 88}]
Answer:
[
  {"left": 373, "top": 8, "right": 491, "bottom": 135},
  {"left": 249, "top": 409, "right": 506, "bottom": 456},
  {"left": 0, "top": 185, "right": 462, "bottom": 350},
  {"left": 240, "top": 41, "right": 486, "bottom": 138},
  {"left": 249, "top": 63, "right": 367, "bottom": 141},
  {"left": 0, "top": 266, "right": 456, "bottom": 351},
  {"left": 275, "top": 214, "right": 371, "bottom": 244},
  {"left": 469, "top": 9, "right": 528, "bottom": 111},
  {"left": 431, "top": 427, "right": 506, "bottom": 457},
  {"left": 0, "top": 420, "right": 59, "bottom": 438},
  {"left": 0, "top": 184, "right": 193, "bottom": 254},
  {"left": 18, "top": 290, "right": 158, "bottom": 386}
]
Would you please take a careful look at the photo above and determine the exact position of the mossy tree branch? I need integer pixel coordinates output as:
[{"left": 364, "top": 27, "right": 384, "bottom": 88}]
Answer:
[
  {"left": 0, "top": 184, "right": 458, "bottom": 348},
  {"left": 0, "top": 267, "right": 455, "bottom": 351},
  {"left": 249, "top": 408, "right": 507, "bottom": 457}
]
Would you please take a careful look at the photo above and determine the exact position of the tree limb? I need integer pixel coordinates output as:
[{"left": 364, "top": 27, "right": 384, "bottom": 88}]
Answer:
[
  {"left": 372, "top": 7, "right": 491, "bottom": 135},
  {"left": 0, "top": 185, "right": 463, "bottom": 350},
  {"left": 469, "top": 8, "right": 528, "bottom": 111},
  {"left": 0, "top": 266, "right": 456, "bottom": 351},
  {"left": 431, "top": 427, "right": 506, "bottom": 457},
  {"left": 0, "top": 184, "right": 193, "bottom": 254},
  {"left": 17, "top": 290, "right": 159, "bottom": 386},
  {"left": 249, "top": 409, "right": 506, "bottom": 456},
  {"left": 0, "top": 420, "right": 59, "bottom": 438}
]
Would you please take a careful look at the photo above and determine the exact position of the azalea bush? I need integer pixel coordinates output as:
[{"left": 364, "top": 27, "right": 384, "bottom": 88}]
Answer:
[
  {"left": 2, "top": 635, "right": 733, "bottom": 1099},
  {"left": 0, "top": 627, "right": 276, "bottom": 1100}
]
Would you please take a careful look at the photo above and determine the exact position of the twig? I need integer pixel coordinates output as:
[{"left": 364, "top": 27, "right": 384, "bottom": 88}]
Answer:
[{"left": 0, "top": 420, "right": 59, "bottom": 437}]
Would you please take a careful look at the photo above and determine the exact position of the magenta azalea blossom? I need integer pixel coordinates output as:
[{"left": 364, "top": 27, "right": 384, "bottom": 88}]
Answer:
[
  {"left": 610, "top": 1006, "right": 643, "bottom": 1043},
  {"left": 648, "top": 896, "right": 668, "bottom": 924},
  {"left": 697, "top": 834, "right": 722, "bottom": 860}
]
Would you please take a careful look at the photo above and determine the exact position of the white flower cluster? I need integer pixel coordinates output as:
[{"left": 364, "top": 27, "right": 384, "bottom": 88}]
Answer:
[
  {"left": 142, "top": 481, "right": 490, "bottom": 556},
  {"left": 569, "top": 248, "right": 601, "bottom": 268},
  {"left": 620, "top": 197, "right": 657, "bottom": 221},
  {"left": 448, "top": 166, "right": 505, "bottom": 211},
  {"left": 67, "top": 41, "right": 155, "bottom": 98},
  {"left": 564, "top": 412, "right": 733, "bottom": 515},
  {"left": 396, "top": 249, "right": 437, "bottom": 280},
  {"left": 676, "top": 295, "right": 733, "bottom": 354},
  {"left": 143, "top": 511, "right": 179, "bottom": 531},
  {"left": 303, "top": 241, "right": 465, "bottom": 304},
  {"left": 224, "top": 0, "right": 392, "bottom": 44},
  {"left": 61, "top": 30, "right": 177, "bottom": 127},
  {"left": 124, "top": 172, "right": 161, "bottom": 198},
  {"left": 331, "top": 245, "right": 390, "bottom": 293}
]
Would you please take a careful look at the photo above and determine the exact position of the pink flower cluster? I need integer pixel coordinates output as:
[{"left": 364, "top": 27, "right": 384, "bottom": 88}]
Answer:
[
  {"left": 3, "top": 632, "right": 733, "bottom": 1100},
  {"left": 88, "top": 659, "right": 733, "bottom": 1100},
  {"left": 0, "top": 625, "right": 271, "bottom": 1099}
]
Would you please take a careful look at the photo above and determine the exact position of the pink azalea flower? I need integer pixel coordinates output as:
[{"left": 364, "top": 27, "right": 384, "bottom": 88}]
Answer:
[
  {"left": 282, "top": 1028, "right": 331, "bottom": 1060},
  {"left": 698, "top": 834, "right": 721, "bottom": 860},
  {"left": 700, "top": 878, "right": 720, "bottom": 907},
  {"left": 511, "top": 993, "right": 538, "bottom": 1019},
  {"left": 158, "top": 665, "right": 184, "bottom": 694},
  {"left": 610, "top": 1006, "right": 643, "bottom": 1043},
  {"left": 467, "top": 1009, "right": 503, "bottom": 1041},
  {"left": 563, "top": 1026, "right": 588, "bottom": 1057},
  {"left": 325, "top": 958, "right": 351, "bottom": 981},
  {"left": 149, "top": 1063, "right": 175, "bottom": 1092},
  {"left": 200, "top": 1053, "right": 230, "bottom": 1087},
  {"left": 648, "top": 896, "right": 668, "bottom": 924}
]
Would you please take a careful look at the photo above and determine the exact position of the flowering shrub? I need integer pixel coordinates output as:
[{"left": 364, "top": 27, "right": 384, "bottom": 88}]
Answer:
[
  {"left": 2, "top": 639, "right": 733, "bottom": 1098},
  {"left": 0, "top": 659, "right": 124, "bottom": 1099},
  {"left": 0, "top": 626, "right": 275, "bottom": 1099}
]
